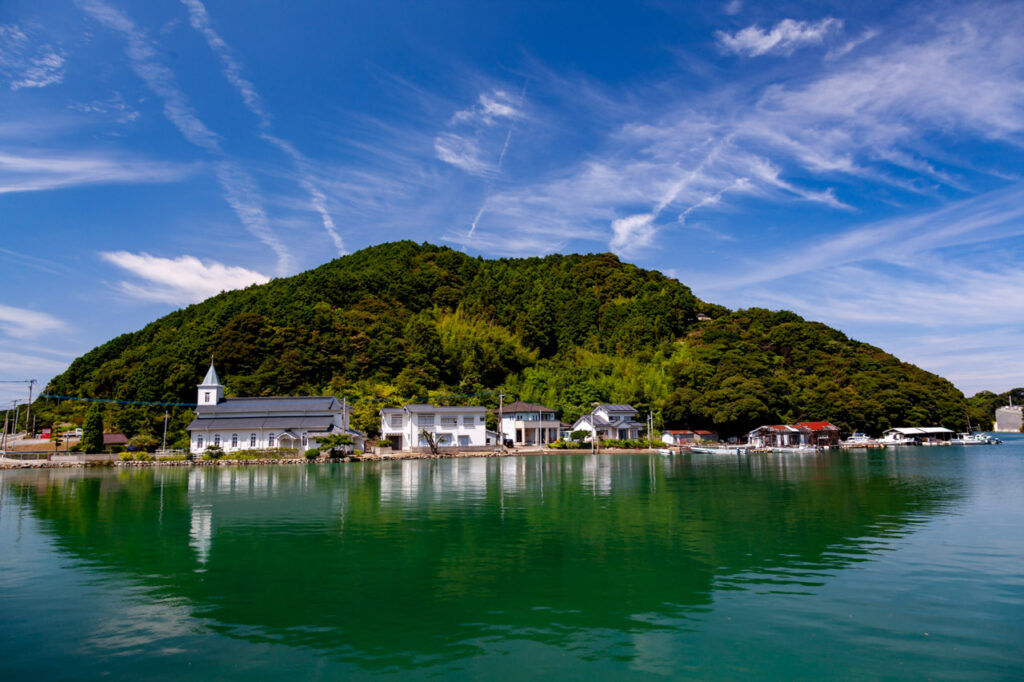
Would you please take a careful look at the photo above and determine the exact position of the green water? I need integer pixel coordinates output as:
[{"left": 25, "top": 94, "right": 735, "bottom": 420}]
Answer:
[{"left": 2, "top": 440, "right": 1023, "bottom": 680}]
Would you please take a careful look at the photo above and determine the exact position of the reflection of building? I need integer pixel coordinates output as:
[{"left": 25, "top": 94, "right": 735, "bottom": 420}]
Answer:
[
  {"left": 995, "top": 406, "right": 1022, "bottom": 432},
  {"left": 571, "top": 404, "right": 644, "bottom": 441},
  {"left": 379, "top": 404, "right": 488, "bottom": 451},
  {"left": 186, "top": 364, "right": 363, "bottom": 454},
  {"left": 499, "top": 401, "right": 560, "bottom": 446}
]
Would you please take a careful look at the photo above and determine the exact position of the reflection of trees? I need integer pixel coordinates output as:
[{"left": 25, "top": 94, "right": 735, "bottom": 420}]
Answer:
[{"left": 11, "top": 453, "right": 961, "bottom": 670}]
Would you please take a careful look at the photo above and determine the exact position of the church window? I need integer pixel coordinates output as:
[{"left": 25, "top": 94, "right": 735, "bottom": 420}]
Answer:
[
  {"left": 231, "top": 433, "right": 238, "bottom": 448},
  {"left": 204, "top": 392, "right": 210, "bottom": 403},
  {"left": 250, "top": 433, "right": 257, "bottom": 447},
  {"left": 301, "top": 433, "right": 308, "bottom": 447},
  {"left": 268, "top": 433, "right": 276, "bottom": 447},
  {"left": 197, "top": 435, "right": 203, "bottom": 449},
  {"left": 214, "top": 434, "right": 221, "bottom": 447}
]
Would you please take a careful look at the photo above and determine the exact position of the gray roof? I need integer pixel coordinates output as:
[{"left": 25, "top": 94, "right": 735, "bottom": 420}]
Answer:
[
  {"left": 187, "top": 415, "right": 336, "bottom": 431},
  {"left": 499, "top": 401, "right": 554, "bottom": 413},
  {"left": 597, "top": 404, "right": 637, "bottom": 413},
  {"left": 195, "top": 396, "right": 341, "bottom": 415},
  {"left": 403, "top": 404, "right": 486, "bottom": 413}
]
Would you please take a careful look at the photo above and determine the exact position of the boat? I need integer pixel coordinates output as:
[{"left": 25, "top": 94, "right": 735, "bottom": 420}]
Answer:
[
  {"left": 770, "top": 445, "right": 820, "bottom": 454},
  {"left": 951, "top": 432, "right": 1001, "bottom": 445},
  {"left": 689, "top": 445, "right": 748, "bottom": 455},
  {"left": 840, "top": 433, "right": 885, "bottom": 449},
  {"left": 657, "top": 448, "right": 674, "bottom": 456}
]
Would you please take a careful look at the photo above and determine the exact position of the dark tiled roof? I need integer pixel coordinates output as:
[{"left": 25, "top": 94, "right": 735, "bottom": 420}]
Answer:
[
  {"left": 499, "top": 400, "right": 554, "bottom": 413},
  {"left": 103, "top": 433, "right": 128, "bottom": 445},
  {"left": 187, "top": 416, "right": 337, "bottom": 431},
  {"left": 597, "top": 404, "right": 637, "bottom": 413},
  {"left": 195, "top": 396, "right": 341, "bottom": 415}
]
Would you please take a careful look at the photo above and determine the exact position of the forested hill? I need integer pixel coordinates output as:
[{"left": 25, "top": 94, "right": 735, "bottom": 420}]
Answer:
[{"left": 41, "top": 241, "right": 969, "bottom": 440}]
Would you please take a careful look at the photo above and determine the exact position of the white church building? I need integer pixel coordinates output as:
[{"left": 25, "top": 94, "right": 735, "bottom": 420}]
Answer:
[{"left": 186, "top": 364, "right": 364, "bottom": 455}]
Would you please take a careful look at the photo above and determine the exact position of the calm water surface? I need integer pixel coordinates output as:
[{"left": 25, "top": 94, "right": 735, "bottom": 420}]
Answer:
[{"left": 2, "top": 437, "right": 1023, "bottom": 680}]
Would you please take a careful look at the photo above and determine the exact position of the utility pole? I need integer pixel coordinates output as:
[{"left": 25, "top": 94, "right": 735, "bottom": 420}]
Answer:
[
  {"left": 25, "top": 379, "right": 35, "bottom": 440},
  {"left": 162, "top": 411, "right": 169, "bottom": 453}
]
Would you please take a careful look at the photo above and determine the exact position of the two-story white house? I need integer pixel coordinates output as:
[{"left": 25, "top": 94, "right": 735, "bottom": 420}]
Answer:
[
  {"left": 379, "top": 404, "right": 488, "bottom": 451},
  {"left": 186, "top": 364, "right": 364, "bottom": 454},
  {"left": 571, "top": 404, "right": 645, "bottom": 441},
  {"left": 498, "top": 401, "right": 560, "bottom": 446}
]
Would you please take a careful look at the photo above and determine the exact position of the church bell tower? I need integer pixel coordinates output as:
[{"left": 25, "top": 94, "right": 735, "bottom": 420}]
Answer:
[{"left": 197, "top": 362, "right": 224, "bottom": 406}]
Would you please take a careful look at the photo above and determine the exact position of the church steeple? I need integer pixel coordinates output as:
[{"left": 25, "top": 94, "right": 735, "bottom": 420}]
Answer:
[{"left": 197, "top": 361, "right": 224, "bottom": 406}]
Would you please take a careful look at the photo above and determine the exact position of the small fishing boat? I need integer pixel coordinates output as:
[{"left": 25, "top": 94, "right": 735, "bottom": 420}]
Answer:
[
  {"left": 657, "top": 448, "right": 674, "bottom": 456},
  {"left": 951, "top": 432, "right": 1000, "bottom": 445},
  {"left": 840, "top": 433, "right": 885, "bottom": 449}
]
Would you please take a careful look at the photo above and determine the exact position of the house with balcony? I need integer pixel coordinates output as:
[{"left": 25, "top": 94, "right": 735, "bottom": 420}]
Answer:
[
  {"left": 186, "top": 363, "right": 364, "bottom": 455},
  {"left": 571, "top": 404, "right": 644, "bottom": 442},
  {"left": 498, "top": 401, "right": 560, "bottom": 446},
  {"left": 380, "top": 404, "right": 488, "bottom": 451}
]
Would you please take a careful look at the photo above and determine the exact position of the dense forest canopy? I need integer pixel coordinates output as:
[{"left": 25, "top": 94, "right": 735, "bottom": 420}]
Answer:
[{"left": 33, "top": 241, "right": 973, "bottom": 443}]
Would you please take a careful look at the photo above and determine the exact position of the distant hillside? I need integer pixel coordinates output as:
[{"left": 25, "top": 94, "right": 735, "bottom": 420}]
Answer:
[
  {"left": 39, "top": 241, "right": 970, "bottom": 441},
  {"left": 967, "top": 388, "right": 1024, "bottom": 429}
]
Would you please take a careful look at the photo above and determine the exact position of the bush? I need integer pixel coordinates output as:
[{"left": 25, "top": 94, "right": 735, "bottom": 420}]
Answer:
[
  {"left": 119, "top": 452, "right": 133, "bottom": 461},
  {"left": 134, "top": 452, "right": 154, "bottom": 462},
  {"left": 353, "top": 449, "right": 362, "bottom": 456},
  {"left": 202, "top": 445, "right": 225, "bottom": 460},
  {"left": 304, "top": 448, "right": 320, "bottom": 460},
  {"left": 69, "top": 444, "right": 82, "bottom": 453},
  {"left": 158, "top": 455, "right": 189, "bottom": 461}
]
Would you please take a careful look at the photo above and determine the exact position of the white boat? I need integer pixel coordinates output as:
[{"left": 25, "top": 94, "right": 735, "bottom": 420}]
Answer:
[
  {"left": 951, "top": 432, "right": 1000, "bottom": 445},
  {"left": 657, "top": 448, "right": 674, "bottom": 456},
  {"left": 840, "top": 433, "right": 885, "bottom": 449},
  {"left": 771, "top": 446, "right": 820, "bottom": 454}
]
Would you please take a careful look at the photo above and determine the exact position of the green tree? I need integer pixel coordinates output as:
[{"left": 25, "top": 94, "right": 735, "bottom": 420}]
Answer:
[{"left": 82, "top": 405, "right": 104, "bottom": 454}]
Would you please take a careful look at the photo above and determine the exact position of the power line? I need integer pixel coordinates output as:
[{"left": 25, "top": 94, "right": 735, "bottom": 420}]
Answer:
[{"left": 40, "top": 394, "right": 198, "bottom": 407}]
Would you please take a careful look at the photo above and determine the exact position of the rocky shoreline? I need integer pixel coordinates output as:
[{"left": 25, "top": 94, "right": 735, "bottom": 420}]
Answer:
[{"left": 0, "top": 448, "right": 668, "bottom": 469}]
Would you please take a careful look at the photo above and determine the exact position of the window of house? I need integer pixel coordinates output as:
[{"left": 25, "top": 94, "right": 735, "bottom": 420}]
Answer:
[
  {"left": 214, "top": 434, "right": 221, "bottom": 446},
  {"left": 250, "top": 433, "right": 257, "bottom": 447},
  {"left": 441, "top": 416, "right": 458, "bottom": 428},
  {"left": 197, "top": 435, "right": 203, "bottom": 449},
  {"left": 204, "top": 392, "right": 210, "bottom": 403},
  {"left": 268, "top": 433, "right": 276, "bottom": 447},
  {"left": 231, "top": 433, "right": 238, "bottom": 448},
  {"left": 479, "top": 416, "right": 486, "bottom": 423},
  {"left": 463, "top": 416, "right": 475, "bottom": 427},
  {"left": 417, "top": 414, "right": 434, "bottom": 427},
  {"left": 301, "top": 433, "right": 307, "bottom": 447},
  {"left": 389, "top": 414, "right": 403, "bottom": 428}
]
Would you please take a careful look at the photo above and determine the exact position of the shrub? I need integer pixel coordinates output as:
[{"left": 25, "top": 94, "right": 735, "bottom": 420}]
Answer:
[
  {"left": 69, "top": 444, "right": 82, "bottom": 453},
  {"left": 202, "top": 445, "right": 225, "bottom": 460},
  {"left": 158, "top": 455, "right": 189, "bottom": 461},
  {"left": 134, "top": 452, "right": 154, "bottom": 462},
  {"left": 304, "top": 448, "right": 321, "bottom": 460},
  {"left": 353, "top": 449, "right": 362, "bottom": 456},
  {"left": 119, "top": 452, "right": 133, "bottom": 461}
]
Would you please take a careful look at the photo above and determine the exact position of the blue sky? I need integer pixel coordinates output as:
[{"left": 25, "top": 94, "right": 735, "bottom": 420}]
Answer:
[{"left": 2, "top": 0, "right": 1024, "bottom": 406}]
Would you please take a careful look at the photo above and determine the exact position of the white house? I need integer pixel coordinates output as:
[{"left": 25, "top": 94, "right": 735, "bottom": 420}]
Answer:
[
  {"left": 662, "top": 429, "right": 696, "bottom": 445},
  {"left": 380, "top": 404, "right": 488, "bottom": 451},
  {"left": 186, "top": 363, "right": 364, "bottom": 455},
  {"left": 498, "top": 401, "right": 560, "bottom": 446},
  {"left": 881, "top": 427, "right": 954, "bottom": 444},
  {"left": 571, "top": 404, "right": 644, "bottom": 442}
]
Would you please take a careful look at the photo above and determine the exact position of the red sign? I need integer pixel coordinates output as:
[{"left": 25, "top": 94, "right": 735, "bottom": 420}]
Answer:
[{"left": 41, "top": 428, "right": 51, "bottom": 439}]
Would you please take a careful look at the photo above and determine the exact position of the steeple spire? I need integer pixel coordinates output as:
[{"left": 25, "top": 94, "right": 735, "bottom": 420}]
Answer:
[{"left": 197, "top": 361, "right": 224, "bottom": 406}]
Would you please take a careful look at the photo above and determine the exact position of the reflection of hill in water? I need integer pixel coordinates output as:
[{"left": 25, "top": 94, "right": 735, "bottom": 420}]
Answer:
[{"left": 10, "top": 453, "right": 961, "bottom": 669}]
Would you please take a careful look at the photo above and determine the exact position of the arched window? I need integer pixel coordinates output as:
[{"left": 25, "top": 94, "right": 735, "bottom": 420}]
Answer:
[
  {"left": 268, "top": 433, "right": 276, "bottom": 447},
  {"left": 204, "top": 391, "right": 210, "bottom": 403},
  {"left": 214, "top": 434, "right": 221, "bottom": 447},
  {"left": 301, "top": 433, "right": 308, "bottom": 447},
  {"left": 250, "top": 433, "right": 257, "bottom": 447},
  {"left": 231, "top": 433, "right": 238, "bottom": 448},
  {"left": 197, "top": 435, "right": 204, "bottom": 449}
]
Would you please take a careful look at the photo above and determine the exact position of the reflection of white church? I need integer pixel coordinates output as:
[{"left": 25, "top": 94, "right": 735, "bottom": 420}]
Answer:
[{"left": 186, "top": 364, "right": 365, "bottom": 454}]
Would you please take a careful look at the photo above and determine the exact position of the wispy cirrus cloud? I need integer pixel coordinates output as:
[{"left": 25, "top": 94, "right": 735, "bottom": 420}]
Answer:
[
  {"left": 0, "top": 151, "right": 192, "bottom": 194},
  {"left": 180, "top": 0, "right": 346, "bottom": 255},
  {"left": 0, "top": 304, "right": 66, "bottom": 339},
  {"left": 100, "top": 251, "right": 270, "bottom": 305},
  {"left": 435, "top": 89, "right": 522, "bottom": 177},
  {"left": 716, "top": 17, "right": 843, "bottom": 57},
  {"left": 76, "top": 0, "right": 294, "bottom": 274},
  {"left": 0, "top": 24, "right": 66, "bottom": 90}
]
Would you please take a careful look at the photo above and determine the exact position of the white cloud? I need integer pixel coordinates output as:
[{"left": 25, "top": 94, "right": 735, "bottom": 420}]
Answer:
[
  {"left": 451, "top": 90, "right": 522, "bottom": 126},
  {"left": 0, "top": 151, "right": 192, "bottom": 194},
  {"left": 100, "top": 252, "right": 270, "bottom": 305},
  {"left": 0, "top": 305, "right": 66, "bottom": 339},
  {"left": 436, "top": 88, "right": 524, "bottom": 177},
  {"left": 610, "top": 213, "right": 656, "bottom": 254},
  {"left": 433, "top": 133, "right": 493, "bottom": 175},
  {"left": 717, "top": 17, "right": 843, "bottom": 57},
  {"left": 0, "top": 24, "right": 66, "bottom": 90}
]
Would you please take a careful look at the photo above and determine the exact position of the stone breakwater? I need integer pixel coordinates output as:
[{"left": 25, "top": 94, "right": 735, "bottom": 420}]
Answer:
[{"left": 2, "top": 448, "right": 663, "bottom": 469}]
